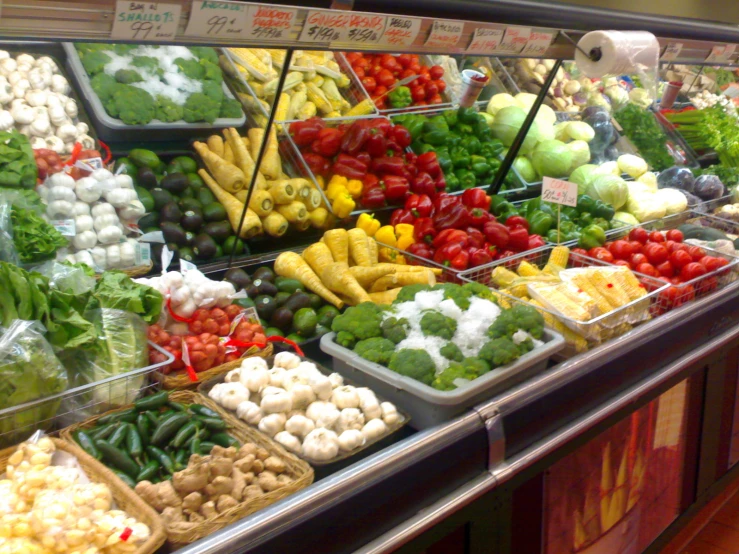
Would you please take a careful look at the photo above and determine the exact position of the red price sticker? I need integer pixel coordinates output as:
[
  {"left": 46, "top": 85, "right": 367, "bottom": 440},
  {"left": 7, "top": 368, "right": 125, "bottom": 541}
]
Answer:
[
  {"left": 424, "top": 20, "right": 463, "bottom": 49},
  {"left": 660, "top": 42, "right": 683, "bottom": 61},
  {"left": 299, "top": 10, "right": 350, "bottom": 43},
  {"left": 246, "top": 5, "right": 297, "bottom": 42},
  {"left": 111, "top": 1, "right": 181, "bottom": 41},
  {"left": 521, "top": 31, "right": 555, "bottom": 56},
  {"left": 542, "top": 177, "right": 578, "bottom": 207},
  {"left": 494, "top": 26, "right": 531, "bottom": 54},
  {"left": 466, "top": 28, "right": 504, "bottom": 54},
  {"left": 378, "top": 16, "right": 421, "bottom": 48}
]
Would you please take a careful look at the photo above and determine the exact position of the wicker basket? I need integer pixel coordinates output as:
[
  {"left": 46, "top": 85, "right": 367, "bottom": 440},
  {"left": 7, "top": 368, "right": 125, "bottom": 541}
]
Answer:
[
  {"left": 0, "top": 438, "right": 166, "bottom": 554},
  {"left": 60, "top": 390, "right": 314, "bottom": 547},
  {"left": 151, "top": 342, "right": 274, "bottom": 390},
  {"left": 93, "top": 261, "right": 154, "bottom": 280}
]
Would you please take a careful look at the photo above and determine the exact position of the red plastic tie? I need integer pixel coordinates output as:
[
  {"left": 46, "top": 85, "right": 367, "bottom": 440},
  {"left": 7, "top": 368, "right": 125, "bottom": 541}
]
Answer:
[
  {"left": 99, "top": 139, "right": 112, "bottom": 164},
  {"left": 166, "top": 297, "right": 197, "bottom": 323},
  {"left": 185, "top": 365, "right": 198, "bottom": 382},
  {"left": 119, "top": 528, "right": 133, "bottom": 541},
  {"left": 268, "top": 336, "right": 304, "bottom": 357},
  {"left": 64, "top": 142, "right": 83, "bottom": 166}
]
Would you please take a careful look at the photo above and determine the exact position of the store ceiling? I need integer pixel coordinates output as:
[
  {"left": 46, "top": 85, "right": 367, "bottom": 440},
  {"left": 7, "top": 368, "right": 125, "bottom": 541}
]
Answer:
[{"left": 551, "top": 0, "right": 739, "bottom": 25}]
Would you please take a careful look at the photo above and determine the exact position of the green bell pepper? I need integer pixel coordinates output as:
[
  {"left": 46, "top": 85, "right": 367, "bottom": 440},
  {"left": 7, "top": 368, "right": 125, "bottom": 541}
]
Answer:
[
  {"left": 480, "top": 139, "right": 504, "bottom": 158},
  {"left": 442, "top": 110, "right": 458, "bottom": 127},
  {"left": 423, "top": 115, "right": 448, "bottom": 133},
  {"left": 458, "top": 106, "right": 480, "bottom": 125},
  {"left": 404, "top": 116, "right": 425, "bottom": 141},
  {"left": 490, "top": 195, "right": 509, "bottom": 216},
  {"left": 561, "top": 206, "right": 579, "bottom": 221},
  {"left": 417, "top": 143, "right": 436, "bottom": 154},
  {"left": 411, "top": 139, "right": 425, "bottom": 153},
  {"left": 470, "top": 155, "right": 491, "bottom": 177},
  {"left": 455, "top": 168, "right": 477, "bottom": 189},
  {"left": 578, "top": 224, "right": 607, "bottom": 249},
  {"left": 529, "top": 211, "right": 554, "bottom": 236},
  {"left": 593, "top": 200, "right": 615, "bottom": 220},
  {"left": 460, "top": 136, "right": 481, "bottom": 155},
  {"left": 445, "top": 173, "right": 460, "bottom": 192},
  {"left": 592, "top": 217, "right": 611, "bottom": 231},
  {"left": 577, "top": 212, "right": 594, "bottom": 227},
  {"left": 446, "top": 133, "right": 462, "bottom": 148},
  {"left": 422, "top": 131, "right": 448, "bottom": 146},
  {"left": 455, "top": 123, "right": 474, "bottom": 135},
  {"left": 388, "top": 86, "right": 412, "bottom": 109},
  {"left": 436, "top": 148, "right": 453, "bottom": 173},
  {"left": 576, "top": 194, "right": 597, "bottom": 214},
  {"left": 451, "top": 147, "right": 471, "bottom": 169},
  {"left": 523, "top": 197, "right": 542, "bottom": 220}
]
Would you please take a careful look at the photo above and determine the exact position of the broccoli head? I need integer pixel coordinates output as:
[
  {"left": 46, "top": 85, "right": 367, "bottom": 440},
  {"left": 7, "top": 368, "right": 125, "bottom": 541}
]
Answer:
[
  {"left": 202, "top": 80, "right": 224, "bottom": 103},
  {"left": 113, "top": 44, "right": 137, "bottom": 56},
  {"left": 435, "top": 283, "right": 474, "bottom": 310},
  {"left": 108, "top": 85, "right": 156, "bottom": 125},
  {"left": 381, "top": 316, "right": 409, "bottom": 344},
  {"left": 115, "top": 68, "right": 143, "bottom": 84},
  {"left": 440, "top": 342, "right": 464, "bottom": 362},
  {"left": 461, "top": 356, "right": 490, "bottom": 377},
  {"left": 201, "top": 60, "right": 223, "bottom": 83},
  {"left": 388, "top": 349, "right": 436, "bottom": 385},
  {"left": 514, "top": 334, "right": 535, "bottom": 355},
  {"left": 190, "top": 46, "right": 219, "bottom": 65},
  {"left": 219, "top": 98, "right": 243, "bottom": 119},
  {"left": 80, "top": 50, "right": 111, "bottom": 75},
  {"left": 420, "top": 311, "right": 457, "bottom": 340},
  {"left": 478, "top": 337, "right": 521, "bottom": 368},
  {"left": 462, "top": 282, "right": 497, "bottom": 302},
  {"left": 155, "top": 96, "right": 184, "bottom": 123},
  {"left": 175, "top": 57, "right": 206, "bottom": 80},
  {"left": 487, "top": 309, "right": 518, "bottom": 339},
  {"left": 90, "top": 73, "right": 117, "bottom": 102},
  {"left": 510, "top": 304, "right": 544, "bottom": 339},
  {"left": 131, "top": 56, "right": 161, "bottom": 75},
  {"left": 182, "top": 93, "right": 220, "bottom": 124},
  {"left": 393, "top": 284, "right": 433, "bottom": 304},
  {"left": 432, "top": 357, "right": 488, "bottom": 391},
  {"left": 331, "top": 302, "right": 384, "bottom": 346},
  {"left": 354, "top": 337, "right": 396, "bottom": 365},
  {"left": 336, "top": 331, "right": 356, "bottom": 349}
]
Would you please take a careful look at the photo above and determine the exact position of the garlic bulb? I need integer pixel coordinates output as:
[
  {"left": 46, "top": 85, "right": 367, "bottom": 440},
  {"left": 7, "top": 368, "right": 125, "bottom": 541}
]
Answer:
[
  {"left": 64, "top": 99, "right": 78, "bottom": 118},
  {"left": 50, "top": 74, "right": 69, "bottom": 95}
]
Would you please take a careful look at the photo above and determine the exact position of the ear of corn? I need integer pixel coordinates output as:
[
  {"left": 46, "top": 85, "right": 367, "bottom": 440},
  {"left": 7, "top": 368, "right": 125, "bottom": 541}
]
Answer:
[
  {"left": 229, "top": 48, "right": 277, "bottom": 81},
  {"left": 345, "top": 99, "right": 375, "bottom": 117},
  {"left": 491, "top": 266, "right": 518, "bottom": 288},
  {"left": 306, "top": 82, "right": 333, "bottom": 114},
  {"left": 548, "top": 245, "right": 570, "bottom": 267},
  {"left": 274, "top": 93, "right": 290, "bottom": 122},
  {"left": 517, "top": 260, "right": 540, "bottom": 277}
]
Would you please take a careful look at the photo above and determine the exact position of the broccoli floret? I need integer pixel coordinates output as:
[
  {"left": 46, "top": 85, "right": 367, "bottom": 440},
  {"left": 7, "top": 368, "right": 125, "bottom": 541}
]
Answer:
[
  {"left": 80, "top": 50, "right": 111, "bottom": 75},
  {"left": 76, "top": 43, "right": 109, "bottom": 56},
  {"left": 175, "top": 57, "right": 206, "bottom": 80},
  {"left": 393, "top": 284, "right": 434, "bottom": 304},
  {"left": 381, "top": 316, "right": 408, "bottom": 344},
  {"left": 420, "top": 311, "right": 457, "bottom": 340},
  {"left": 131, "top": 56, "right": 161, "bottom": 75},
  {"left": 434, "top": 283, "right": 474, "bottom": 310},
  {"left": 478, "top": 338, "right": 521, "bottom": 368},
  {"left": 354, "top": 337, "right": 396, "bottom": 365},
  {"left": 90, "top": 73, "right": 118, "bottom": 102},
  {"left": 331, "top": 302, "right": 384, "bottom": 346},
  {"left": 462, "top": 282, "right": 497, "bottom": 302},
  {"left": 108, "top": 85, "right": 156, "bottom": 125},
  {"left": 336, "top": 331, "right": 356, "bottom": 349},
  {"left": 461, "top": 356, "right": 490, "bottom": 377},
  {"left": 219, "top": 98, "right": 243, "bottom": 119},
  {"left": 201, "top": 60, "right": 223, "bottom": 83},
  {"left": 190, "top": 46, "right": 219, "bottom": 65},
  {"left": 510, "top": 304, "right": 544, "bottom": 339},
  {"left": 113, "top": 44, "right": 137, "bottom": 56},
  {"left": 432, "top": 357, "right": 490, "bottom": 391},
  {"left": 202, "top": 80, "right": 224, "bottom": 103},
  {"left": 155, "top": 96, "right": 184, "bottom": 123},
  {"left": 388, "top": 349, "right": 436, "bottom": 385},
  {"left": 182, "top": 93, "right": 220, "bottom": 124},
  {"left": 114, "top": 68, "right": 143, "bottom": 84},
  {"left": 440, "top": 342, "right": 464, "bottom": 362},
  {"left": 514, "top": 334, "right": 535, "bottom": 355},
  {"left": 487, "top": 310, "right": 519, "bottom": 339}
]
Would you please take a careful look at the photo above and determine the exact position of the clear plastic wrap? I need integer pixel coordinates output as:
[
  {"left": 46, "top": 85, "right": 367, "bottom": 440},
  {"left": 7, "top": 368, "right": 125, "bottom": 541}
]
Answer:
[{"left": 0, "top": 195, "right": 18, "bottom": 265}]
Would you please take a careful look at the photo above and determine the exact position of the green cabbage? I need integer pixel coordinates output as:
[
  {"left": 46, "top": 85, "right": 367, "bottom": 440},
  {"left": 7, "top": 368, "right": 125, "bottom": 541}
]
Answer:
[
  {"left": 569, "top": 164, "right": 599, "bottom": 195},
  {"left": 613, "top": 211, "right": 639, "bottom": 227},
  {"left": 587, "top": 174, "right": 628, "bottom": 210},
  {"left": 491, "top": 106, "right": 540, "bottom": 154},
  {"left": 536, "top": 104, "right": 557, "bottom": 126},
  {"left": 486, "top": 93, "right": 516, "bottom": 116},
  {"left": 566, "top": 121, "right": 595, "bottom": 142},
  {"left": 598, "top": 161, "right": 621, "bottom": 176},
  {"left": 513, "top": 156, "right": 537, "bottom": 182},
  {"left": 530, "top": 140, "right": 572, "bottom": 178},
  {"left": 654, "top": 188, "right": 688, "bottom": 216},
  {"left": 625, "top": 192, "right": 666, "bottom": 222},
  {"left": 617, "top": 154, "right": 648, "bottom": 178},
  {"left": 568, "top": 140, "right": 591, "bottom": 172}
]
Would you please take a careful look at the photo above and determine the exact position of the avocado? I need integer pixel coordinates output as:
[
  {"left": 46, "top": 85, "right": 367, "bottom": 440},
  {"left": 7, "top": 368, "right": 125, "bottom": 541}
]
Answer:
[
  {"left": 160, "top": 221, "right": 187, "bottom": 245},
  {"left": 254, "top": 295, "right": 277, "bottom": 320},
  {"left": 161, "top": 173, "right": 190, "bottom": 195},
  {"left": 135, "top": 187, "right": 155, "bottom": 212},
  {"left": 293, "top": 308, "right": 317, "bottom": 337},
  {"left": 137, "top": 212, "right": 159, "bottom": 229},
  {"left": 222, "top": 236, "right": 245, "bottom": 255},
  {"left": 193, "top": 234, "right": 218, "bottom": 259},
  {"left": 214, "top": 245, "right": 224, "bottom": 258},
  {"left": 173, "top": 156, "right": 197, "bottom": 174},
  {"left": 181, "top": 209, "right": 204, "bottom": 232},
  {"left": 253, "top": 267, "right": 275, "bottom": 282},
  {"left": 142, "top": 226, "right": 160, "bottom": 234},
  {"left": 137, "top": 167, "right": 158, "bottom": 190},
  {"left": 275, "top": 277, "right": 305, "bottom": 294},
  {"left": 317, "top": 305, "right": 340, "bottom": 328},
  {"left": 179, "top": 197, "right": 203, "bottom": 212},
  {"left": 184, "top": 231, "right": 196, "bottom": 246},
  {"left": 160, "top": 202, "right": 183, "bottom": 223},
  {"left": 285, "top": 333, "right": 304, "bottom": 344},
  {"left": 154, "top": 161, "right": 168, "bottom": 175},
  {"left": 188, "top": 172, "right": 205, "bottom": 189},
  {"left": 265, "top": 327, "right": 284, "bottom": 338},
  {"left": 202, "top": 221, "right": 232, "bottom": 243},
  {"left": 167, "top": 160, "right": 184, "bottom": 175},
  {"left": 166, "top": 242, "right": 179, "bottom": 252},
  {"left": 115, "top": 157, "right": 137, "bottom": 177},
  {"left": 151, "top": 188, "right": 174, "bottom": 211},
  {"left": 179, "top": 186, "right": 195, "bottom": 199},
  {"left": 314, "top": 324, "right": 330, "bottom": 339},
  {"left": 306, "top": 293, "right": 322, "bottom": 310},
  {"left": 252, "top": 278, "right": 278, "bottom": 296},
  {"left": 233, "top": 297, "right": 255, "bottom": 310},
  {"left": 284, "top": 291, "right": 312, "bottom": 312},
  {"left": 202, "top": 202, "right": 227, "bottom": 222},
  {"left": 270, "top": 307, "right": 294, "bottom": 333},
  {"left": 274, "top": 291, "right": 291, "bottom": 307},
  {"left": 198, "top": 189, "right": 216, "bottom": 206},
  {"left": 129, "top": 148, "right": 160, "bottom": 169},
  {"left": 178, "top": 246, "right": 195, "bottom": 262},
  {"left": 224, "top": 268, "right": 251, "bottom": 290}
]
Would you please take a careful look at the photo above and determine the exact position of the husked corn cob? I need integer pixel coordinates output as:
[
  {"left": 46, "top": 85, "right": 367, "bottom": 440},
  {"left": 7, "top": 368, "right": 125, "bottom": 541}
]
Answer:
[
  {"left": 287, "top": 89, "right": 307, "bottom": 120},
  {"left": 517, "top": 260, "right": 540, "bottom": 277},
  {"left": 558, "top": 283, "right": 598, "bottom": 316},
  {"left": 530, "top": 283, "right": 590, "bottom": 321},
  {"left": 230, "top": 48, "right": 277, "bottom": 81},
  {"left": 587, "top": 270, "right": 630, "bottom": 308},
  {"left": 310, "top": 75, "right": 325, "bottom": 87},
  {"left": 298, "top": 102, "right": 317, "bottom": 119},
  {"left": 529, "top": 300, "right": 589, "bottom": 352},
  {"left": 307, "top": 82, "right": 333, "bottom": 114},
  {"left": 345, "top": 99, "right": 375, "bottom": 117},
  {"left": 489, "top": 290, "right": 510, "bottom": 308},
  {"left": 322, "top": 78, "right": 351, "bottom": 111},
  {"left": 570, "top": 274, "right": 614, "bottom": 315},
  {"left": 491, "top": 266, "right": 518, "bottom": 288},
  {"left": 506, "top": 284, "right": 529, "bottom": 298},
  {"left": 541, "top": 262, "right": 564, "bottom": 277},
  {"left": 265, "top": 49, "right": 287, "bottom": 65},
  {"left": 250, "top": 82, "right": 266, "bottom": 98},
  {"left": 548, "top": 246, "right": 570, "bottom": 268},
  {"left": 274, "top": 93, "right": 290, "bottom": 121},
  {"left": 264, "top": 71, "right": 304, "bottom": 97},
  {"left": 613, "top": 268, "right": 647, "bottom": 300}
]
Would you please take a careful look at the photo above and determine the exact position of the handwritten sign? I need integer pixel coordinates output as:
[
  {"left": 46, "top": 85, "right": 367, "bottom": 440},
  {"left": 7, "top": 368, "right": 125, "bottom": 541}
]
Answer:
[
  {"left": 378, "top": 16, "right": 421, "bottom": 48},
  {"left": 246, "top": 5, "right": 297, "bottom": 42},
  {"left": 341, "top": 14, "right": 386, "bottom": 45},
  {"left": 299, "top": 10, "right": 350, "bottom": 43},
  {"left": 521, "top": 31, "right": 555, "bottom": 56},
  {"left": 705, "top": 44, "right": 736, "bottom": 64},
  {"left": 495, "top": 26, "right": 531, "bottom": 54},
  {"left": 111, "top": 1, "right": 181, "bottom": 41},
  {"left": 542, "top": 177, "right": 577, "bottom": 207},
  {"left": 185, "top": 1, "right": 248, "bottom": 38},
  {"left": 424, "top": 20, "right": 463, "bottom": 49},
  {"left": 660, "top": 42, "right": 683, "bottom": 61},
  {"left": 466, "top": 28, "right": 504, "bottom": 54}
]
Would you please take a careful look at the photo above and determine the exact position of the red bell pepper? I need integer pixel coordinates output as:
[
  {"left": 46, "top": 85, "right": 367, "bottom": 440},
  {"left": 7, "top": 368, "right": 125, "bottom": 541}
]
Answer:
[
  {"left": 365, "top": 133, "right": 387, "bottom": 157},
  {"left": 311, "top": 127, "right": 342, "bottom": 157},
  {"left": 406, "top": 194, "right": 434, "bottom": 218},
  {"left": 303, "top": 153, "right": 330, "bottom": 177},
  {"left": 361, "top": 186, "right": 386, "bottom": 209},
  {"left": 371, "top": 156, "right": 407, "bottom": 177},
  {"left": 435, "top": 174, "right": 446, "bottom": 192},
  {"left": 528, "top": 234, "right": 546, "bottom": 249},
  {"left": 417, "top": 152, "right": 442, "bottom": 178},
  {"left": 356, "top": 151, "right": 372, "bottom": 168},
  {"left": 433, "top": 241, "right": 463, "bottom": 266},
  {"left": 385, "top": 140, "right": 402, "bottom": 157},
  {"left": 451, "top": 249, "right": 470, "bottom": 270},
  {"left": 505, "top": 215, "right": 530, "bottom": 232},
  {"left": 333, "top": 154, "right": 368, "bottom": 180},
  {"left": 469, "top": 208, "right": 493, "bottom": 228},
  {"left": 407, "top": 242, "right": 433, "bottom": 261},
  {"left": 340, "top": 120, "right": 371, "bottom": 155},
  {"left": 433, "top": 229, "right": 468, "bottom": 249},
  {"left": 405, "top": 152, "right": 417, "bottom": 165},
  {"left": 390, "top": 208, "right": 416, "bottom": 226},
  {"left": 462, "top": 188, "right": 491, "bottom": 210},
  {"left": 483, "top": 221, "right": 510, "bottom": 249},
  {"left": 507, "top": 225, "right": 529, "bottom": 252},
  {"left": 381, "top": 175, "right": 410, "bottom": 203},
  {"left": 363, "top": 173, "right": 380, "bottom": 190},
  {"left": 391, "top": 125, "right": 412, "bottom": 148},
  {"left": 410, "top": 172, "right": 436, "bottom": 197},
  {"left": 289, "top": 117, "right": 325, "bottom": 147},
  {"left": 466, "top": 227, "right": 485, "bottom": 249},
  {"left": 368, "top": 118, "right": 392, "bottom": 136},
  {"left": 434, "top": 193, "right": 459, "bottom": 213},
  {"left": 469, "top": 247, "right": 493, "bottom": 268},
  {"left": 435, "top": 204, "right": 471, "bottom": 231},
  {"left": 414, "top": 217, "right": 437, "bottom": 244}
]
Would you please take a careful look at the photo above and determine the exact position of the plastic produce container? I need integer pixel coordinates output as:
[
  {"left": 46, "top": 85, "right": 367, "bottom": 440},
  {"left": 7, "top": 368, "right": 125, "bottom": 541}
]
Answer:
[
  {"left": 62, "top": 43, "right": 246, "bottom": 143},
  {"left": 322, "top": 329, "right": 563, "bottom": 429}
]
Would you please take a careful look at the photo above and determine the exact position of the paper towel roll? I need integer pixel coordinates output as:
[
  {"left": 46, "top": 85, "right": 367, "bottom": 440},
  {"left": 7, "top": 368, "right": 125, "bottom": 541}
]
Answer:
[{"left": 575, "top": 31, "right": 659, "bottom": 78}]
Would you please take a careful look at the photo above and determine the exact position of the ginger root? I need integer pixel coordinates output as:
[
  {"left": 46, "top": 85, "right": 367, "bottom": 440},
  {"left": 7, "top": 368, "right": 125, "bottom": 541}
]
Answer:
[
  {"left": 255, "top": 447, "right": 270, "bottom": 461},
  {"left": 209, "top": 456, "right": 234, "bottom": 478},
  {"left": 231, "top": 468, "right": 247, "bottom": 502},
  {"left": 264, "top": 456, "right": 286, "bottom": 474},
  {"left": 252, "top": 460, "right": 265, "bottom": 474},
  {"left": 161, "top": 506, "right": 186, "bottom": 525},
  {"left": 135, "top": 480, "right": 182, "bottom": 512},
  {"left": 205, "top": 476, "right": 233, "bottom": 499},
  {"left": 216, "top": 494, "right": 238, "bottom": 513},
  {"left": 182, "top": 492, "right": 203, "bottom": 513},
  {"left": 188, "top": 512, "right": 205, "bottom": 523},
  {"left": 276, "top": 474, "right": 294, "bottom": 487},
  {"left": 200, "top": 501, "right": 217, "bottom": 518},
  {"left": 173, "top": 457, "right": 209, "bottom": 495},
  {"left": 257, "top": 471, "right": 280, "bottom": 492},
  {"left": 237, "top": 444, "right": 257, "bottom": 459},
  {"left": 234, "top": 454, "right": 255, "bottom": 473},
  {"left": 242, "top": 485, "right": 263, "bottom": 501},
  {"left": 212, "top": 446, "right": 238, "bottom": 461}
]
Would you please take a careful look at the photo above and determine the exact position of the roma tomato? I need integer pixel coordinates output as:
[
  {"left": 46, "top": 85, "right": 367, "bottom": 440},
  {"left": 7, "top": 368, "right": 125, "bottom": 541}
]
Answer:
[
  {"left": 629, "top": 228, "right": 649, "bottom": 244},
  {"left": 656, "top": 260, "right": 674, "bottom": 278},
  {"left": 699, "top": 256, "right": 723, "bottom": 272},
  {"left": 697, "top": 276, "right": 719, "bottom": 294},
  {"left": 589, "top": 247, "right": 614, "bottom": 263},
  {"left": 668, "top": 241, "right": 688, "bottom": 253},
  {"left": 649, "top": 231, "right": 665, "bottom": 243},
  {"left": 397, "top": 54, "right": 413, "bottom": 68},
  {"left": 666, "top": 229, "right": 684, "bottom": 242},
  {"left": 608, "top": 240, "right": 633, "bottom": 260},
  {"left": 429, "top": 94, "right": 444, "bottom": 104},
  {"left": 435, "top": 79, "right": 447, "bottom": 92},
  {"left": 429, "top": 65, "right": 444, "bottom": 80},
  {"left": 669, "top": 250, "right": 693, "bottom": 270},
  {"left": 680, "top": 262, "right": 707, "bottom": 282},
  {"left": 643, "top": 243, "right": 668, "bottom": 265},
  {"left": 686, "top": 245, "right": 706, "bottom": 261},
  {"left": 630, "top": 253, "right": 648, "bottom": 267},
  {"left": 425, "top": 82, "right": 439, "bottom": 97},
  {"left": 636, "top": 263, "right": 659, "bottom": 277}
]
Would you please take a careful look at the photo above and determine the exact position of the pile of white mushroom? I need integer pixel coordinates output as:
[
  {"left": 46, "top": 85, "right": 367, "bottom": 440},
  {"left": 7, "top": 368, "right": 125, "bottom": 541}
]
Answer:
[{"left": 0, "top": 51, "right": 94, "bottom": 153}]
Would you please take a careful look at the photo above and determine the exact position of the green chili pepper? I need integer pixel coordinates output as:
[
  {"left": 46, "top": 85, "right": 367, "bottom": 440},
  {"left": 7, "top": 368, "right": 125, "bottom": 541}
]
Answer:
[
  {"left": 134, "top": 391, "right": 169, "bottom": 411},
  {"left": 147, "top": 446, "right": 175, "bottom": 474}
]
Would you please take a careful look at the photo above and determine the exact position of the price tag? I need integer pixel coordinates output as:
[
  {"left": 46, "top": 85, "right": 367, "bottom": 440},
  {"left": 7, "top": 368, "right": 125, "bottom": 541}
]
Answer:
[
  {"left": 494, "top": 26, "right": 531, "bottom": 54},
  {"left": 466, "top": 28, "right": 504, "bottom": 54},
  {"left": 521, "top": 31, "right": 555, "bottom": 56},
  {"left": 705, "top": 44, "right": 736, "bottom": 63},
  {"left": 542, "top": 177, "right": 577, "bottom": 207},
  {"left": 246, "top": 5, "right": 298, "bottom": 41},
  {"left": 135, "top": 242, "right": 151, "bottom": 266},
  {"left": 424, "top": 20, "right": 463, "bottom": 49},
  {"left": 78, "top": 157, "right": 104, "bottom": 171},
  {"left": 180, "top": 259, "right": 197, "bottom": 274},
  {"left": 52, "top": 219, "right": 76, "bottom": 237},
  {"left": 298, "top": 9, "right": 350, "bottom": 43},
  {"left": 378, "top": 16, "right": 421, "bottom": 48},
  {"left": 139, "top": 230, "right": 165, "bottom": 243},
  {"left": 111, "top": 1, "right": 182, "bottom": 41},
  {"left": 660, "top": 42, "right": 683, "bottom": 61},
  {"left": 184, "top": 1, "right": 248, "bottom": 38},
  {"left": 340, "top": 14, "right": 387, "bottom": 45}
]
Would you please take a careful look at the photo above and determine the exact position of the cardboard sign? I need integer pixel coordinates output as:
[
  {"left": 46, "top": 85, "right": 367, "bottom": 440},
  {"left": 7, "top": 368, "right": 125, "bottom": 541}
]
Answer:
[
  {"left": 542, "top": 177, "right": 578, "bottom": 207},
  {"left": 378, "top": 16, "right": 421, "bottom": 48},
  {"left": 466, "top": 28, "right": 504, "bottom": 54},
  {"left": 111, "top": 1, "right": 181, "bottom": 41},
  {"left": 424, "top": 20, "right": 463, "bottom": 49},
  {"left": 246, "top": 5, "right": 298, "bottom": 41},
  {"left": 184, "top": 1, "right": 248, "bottom": 38}
]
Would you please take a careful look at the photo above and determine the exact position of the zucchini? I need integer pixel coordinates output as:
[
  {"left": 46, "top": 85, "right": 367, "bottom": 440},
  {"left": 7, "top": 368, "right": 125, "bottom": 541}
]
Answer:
[{"left": 678, "top": 223, "right": 728, "bottom": 242}]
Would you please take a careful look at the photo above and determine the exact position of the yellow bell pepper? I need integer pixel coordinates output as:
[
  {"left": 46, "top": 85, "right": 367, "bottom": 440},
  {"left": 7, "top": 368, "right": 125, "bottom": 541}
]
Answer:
[
  {"left": 326, "top": 175, "right": 348, "bottom": 201},
  {"left": 316, "top": 175, "right": 325, "bottom": 190},
  {"left": 356, "top": 213, "right": 381, "bottom": 236},
  {"left": 346, "top": 179, "right": 363, "bottom": 198},
  {"left": 378, "top": 247, "right": 398, "bottom": 263},
  {"left": 395, "top": 223, "right": 414, "bottom": 237},
  {"left": 332, "top": 193, "right": 355, "bottom": 219},
  {"left": 396, "top": 254, "right": 407, "bottom": 265},
  {"left": 374, "top": 225, "right": 397, "bottom": 247},
  {"left": 397, "top": 233, "right": 415, "bottom": 251}
]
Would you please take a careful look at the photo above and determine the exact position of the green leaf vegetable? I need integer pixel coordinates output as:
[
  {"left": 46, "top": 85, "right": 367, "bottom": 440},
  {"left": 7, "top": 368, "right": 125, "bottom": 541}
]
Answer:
[
  {"left": 10, "top": 205, "right": 67, "bottom": 263},
  {"left": 613, "top": 104, "right": 674, "bottom": 171},
  {"left": 0, "top": 131, "right": 38, "bottom": 189}
]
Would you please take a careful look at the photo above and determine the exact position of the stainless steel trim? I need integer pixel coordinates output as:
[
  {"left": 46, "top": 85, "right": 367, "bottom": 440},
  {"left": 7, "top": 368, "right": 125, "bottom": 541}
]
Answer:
[
  {"left": 491, "top": 322, "right": 739, "bottom": 484},
  {"left": 174, "top": 412, "right": 484, "bottom": 554},
  {"left": 485, "top": 412, "right": 506, "bottom": 468}
]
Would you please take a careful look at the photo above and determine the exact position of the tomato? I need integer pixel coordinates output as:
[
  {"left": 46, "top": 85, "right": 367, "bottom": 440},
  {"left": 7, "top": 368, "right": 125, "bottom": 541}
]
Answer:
[
  {"left": 656, "top": 260, "right": 674, "bottom": 278},
  {"left": 352, "top": 66, "right": 366, "bottom": 78},
  {"left": 415, "top": 100, "right": 428, "bottom": 106},
  {"left": 410, "top": 86, "right": 426, "bottom": 102},
  {"left": 373, "top": 85, "right": 388, "bottom": 97},
  {"left": 628, "top": 240, "right": 643, "bottom": 253},
  {"left": 345, "top": 52, "right": 361, "bottom": 64},
  {"left": 361, "top": 76, "right": 376, "bottom": 93},
  {"left": 381, "top": 57, "right": 400, "bottom": 72},
  {"left": 416, "top": 73, "right": 430, "bottom": 85},
  {"left": 636, "top": 263, "right": 659, "bottom": 277},
  {"left": 680, "top": 262, "right": 707, "bottom": 282},
  {"left": 429, "top": 65, "right": 444, "bottom": 80},
  {"left": 667, "top": 241, "right": 688, "bottom": 253},
  {"left": 629, "top": 228, "right": 649, "bottom": 244},
  {"left": 608, "top": 240, "right": 633, "bottom": 260},
  {"left": 614, "top": 259, "right": 632, "bottom": 268},
  {"left": 424, "top": 81, "right": 439, "bottom": 97},
  {"left": 649, "top": 231, "right": 665, "bottom": 243},
  {"left": 643, "top": 243, "right": 668, "bottom": 265},
  {"left": 657, "top": 286, "right": 680, "bottom": 311},
  {"left": 669, "top": 250, "right": 693, "bottom": 270},
  {"left": 377, "top": 69, "right": 396, "bottom": 87},
  {"left": 630, "top": 253, "right": 648, "bottom": 266},
  {"left": 699, "top": 256, "right": 723, "bottom": 272},
  {"left": 409, "top": 63, "right": 422, "bottom": 74},
  {"left": 666, "top": 229, "right": 684, "bottom": 242},
  {"left": 663, "top": 240, "right": 676, "bottom": 252},
  {"left": 397, "top": 54, "right": 413, "bottom": 68},
  {"left": 369, "top": 64, "right": 384, "bottom": 78},
  {"left": 428, "top": 94, "right": 444, "bottom": 104},
  {"left": 715, "top": 257, "right": 731, "bottom": 275},
  {"left": 697, "top": 275, "right": 719, "bottom": 295},
  {"left": 589, "top": 247, "right": 614, "bottom": 263},
  {"left": 434, "top": 79, "right": 447, "bottom": 93},
  {"left": 401, "top": 69, "right": 415, "bottom": 80},
  {"left": 686, "top": 245, "right": 706, "bottom": 261},
  {"left": 354, "top": 57, "right": 370, "bottom": 70}
]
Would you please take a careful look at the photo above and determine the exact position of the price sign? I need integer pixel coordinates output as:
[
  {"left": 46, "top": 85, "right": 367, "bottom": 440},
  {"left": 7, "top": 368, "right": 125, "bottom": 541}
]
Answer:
[
  {"left": 299, "top": 10, "right": 350, "bottom": 43},
  {"left": 341, "top": 14, "right": 387, "bottom": 45},
  {"left": 494, "top": 26, "right": 531, "bottom": 54},
  {"left": 111, "top": 1, "right": 181, "bottom": 41},
  {"left": 246, "top": 5, "right": 297, "bottom": 42},
  {"left": 542, "top": 177, "right": 577, "bottom": 207},
  {"left": 660, "top": 42, "right": 683, "bottom": 61},
  {"left": 378, "top": 16, "right": 421, "bottom": 48},
  {"left": 424, "top": 20, "right": 463, "bottom": 49},
  {"left": 705, "top": 44, "right": 736, "bottom": 63},
  {"left": 521, "top": 31, "right": 555, "bottom": 56},
  {"left": 466, "top": 28, "right": 504, "bottom": 54},
  {"left": 135, "top": 242, "right": 151, "bottom": 266},
  {"left": 185, "top": 1, "right": 248, "bottom": 38},
  {"left": 52, "top": 219, "right": 76, "bottom": 237}
]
